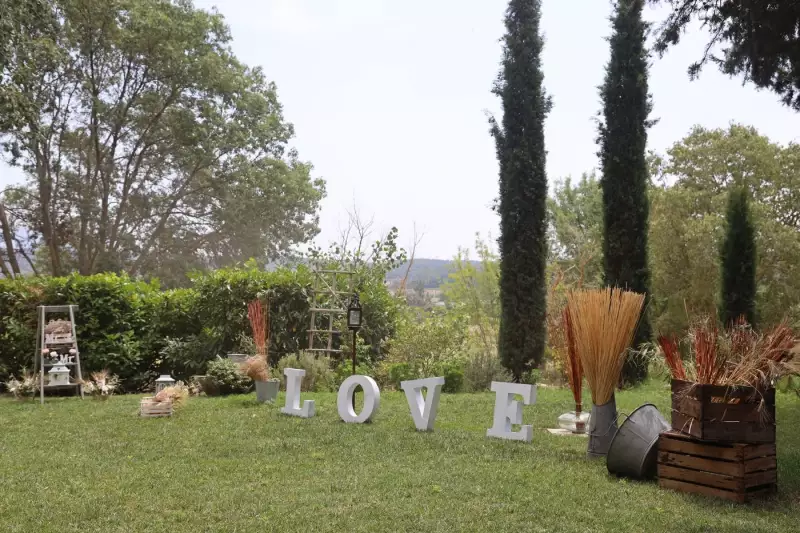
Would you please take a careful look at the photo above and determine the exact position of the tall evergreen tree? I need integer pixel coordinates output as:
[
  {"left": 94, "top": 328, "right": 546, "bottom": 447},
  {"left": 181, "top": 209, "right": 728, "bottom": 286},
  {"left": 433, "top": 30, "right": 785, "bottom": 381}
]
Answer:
[
  {"left": 490, "top": 0, "right": 551, "bottom": 380},
  {"left": 719, "top": 186, "right": 757, "bottom": 327},
  {"left": 598, "top": 0, "right": 653, "bottom": 385}
]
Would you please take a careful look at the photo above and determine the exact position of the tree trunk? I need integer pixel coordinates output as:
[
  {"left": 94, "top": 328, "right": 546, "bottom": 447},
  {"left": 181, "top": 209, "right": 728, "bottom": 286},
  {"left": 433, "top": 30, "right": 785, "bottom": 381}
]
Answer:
[
  {"left": 36, "top": 157, "right": 62, "bottom": 276},
  {"left": 0, "top": 201, "right": 21, "bottom": 275}
]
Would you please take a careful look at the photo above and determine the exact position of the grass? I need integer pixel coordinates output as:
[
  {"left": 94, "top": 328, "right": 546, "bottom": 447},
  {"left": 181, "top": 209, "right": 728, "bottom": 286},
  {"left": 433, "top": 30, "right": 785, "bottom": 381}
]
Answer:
[{"left": 1, "top": 382, "right": 798, "bottom": 533}]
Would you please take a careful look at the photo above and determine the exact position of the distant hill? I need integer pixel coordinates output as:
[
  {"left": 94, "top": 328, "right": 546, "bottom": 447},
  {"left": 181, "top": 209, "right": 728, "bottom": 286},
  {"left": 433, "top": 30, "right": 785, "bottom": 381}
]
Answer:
[{"left": 386, "top": 258, "right": 480, "bottom": 289}]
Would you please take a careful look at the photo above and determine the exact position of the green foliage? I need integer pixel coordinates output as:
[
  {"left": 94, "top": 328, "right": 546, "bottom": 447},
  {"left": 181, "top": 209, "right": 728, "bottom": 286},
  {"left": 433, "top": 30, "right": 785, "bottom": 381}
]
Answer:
[
  {"left": 1, "top": 0, "right": 324, "bottom": 280},
  {"left": 490, "top": 0, "right": 551, "bottom": 379},
  {"left": 548, "top": 173, "right": 604, "bottom": 287},
  {"left": 205, "top": 358, "right": 252, "bottom": 396},
  {"left": 0, "top": 267, "right": 397, "bottom": 390},
  {"left": 649, "top": 125, "right": 800, "bottom": 332},
  {"left": 719, "top": 186, "right": 757, "bottom": 327},
  {"left": 276, "top": 352, "right": 335, "bottom": 392},
  {"left": 383, "top": 362, "right": 416, "bottom": 390},
  {"left": 462, "top": 348, "right": 512, "bottom": 392},
  {"left": 438, "top": 362, "right": 465, "bottom": 393},
  {"left": 598, "top": 0, "right": 653, "bottom": 385},
  {"left": 652, "top": 1, "right": 800, "bottom": 110},
  {"left": 386, "top": 309, "right": 467, "bottom": 377}
]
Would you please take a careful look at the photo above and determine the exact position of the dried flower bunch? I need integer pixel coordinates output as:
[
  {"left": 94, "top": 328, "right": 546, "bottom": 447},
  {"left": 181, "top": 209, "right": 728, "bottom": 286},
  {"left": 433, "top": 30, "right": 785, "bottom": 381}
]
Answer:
[
  {"left": 658, "top": 316, "right": 800, "bottom": 389},
  {"left": 153, "top": 381, "right": 189, "bottom": 408},
  {"left": 5, "top": 372, "right": 40, "bottom": 399},
  {"left": 567, "top": 288, "right": 645, "bottom": 405},
  {"left": 81, "top": 370, "right": 120, "bottom": 399},
  {"left": 240, "top": 356, "right": 270, "bottom": 382},
  {"left": 44, "top": 319, "right": 72, "bottom": 334}
]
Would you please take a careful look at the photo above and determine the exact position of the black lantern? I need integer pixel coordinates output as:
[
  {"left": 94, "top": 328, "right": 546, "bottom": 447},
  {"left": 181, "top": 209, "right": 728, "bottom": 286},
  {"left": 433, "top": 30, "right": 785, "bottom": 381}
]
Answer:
[{"left": 347, "top": 293, "right": 362, "bottom": 331}]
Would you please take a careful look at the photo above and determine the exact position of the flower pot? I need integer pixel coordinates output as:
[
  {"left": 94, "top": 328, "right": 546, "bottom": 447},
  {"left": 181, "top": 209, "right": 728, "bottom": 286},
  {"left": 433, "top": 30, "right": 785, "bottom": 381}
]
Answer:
[
  {"left": 587, "top": 395, "right": 618, "bottom": 459},
  {"left": 255, "top": 379, "right": 280, "bottom": 403}
]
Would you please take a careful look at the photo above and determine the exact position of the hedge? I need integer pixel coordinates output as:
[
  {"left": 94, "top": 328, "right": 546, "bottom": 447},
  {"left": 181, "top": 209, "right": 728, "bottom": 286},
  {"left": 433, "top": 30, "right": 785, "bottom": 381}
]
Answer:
[{"left": 0, "top": 266, "right": 398, "bottom": 391}]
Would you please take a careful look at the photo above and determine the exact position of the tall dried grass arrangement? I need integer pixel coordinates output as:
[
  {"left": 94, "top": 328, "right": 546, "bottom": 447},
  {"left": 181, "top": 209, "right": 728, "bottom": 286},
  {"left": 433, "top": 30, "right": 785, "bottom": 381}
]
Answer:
[
  {"left": 660, "top": 316, "right": 799, "bottom": 390},
  {"left": 247, "top": 299, "right": 270, "bottom": 358},
  {"left": 566, "top": 288, "right": 645, "bottom": 405},
  {"left": 657, "top": 335, "right": 686, "bottom": 381},
  {"left": 563, "top": 306, "right": 583, "bottom": 410}
]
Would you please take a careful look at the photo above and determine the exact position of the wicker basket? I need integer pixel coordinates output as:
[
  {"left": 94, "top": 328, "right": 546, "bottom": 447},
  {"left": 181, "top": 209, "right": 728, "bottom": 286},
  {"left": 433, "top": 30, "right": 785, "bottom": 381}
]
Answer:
[{"left": 140, "top": 397, "right": 173, "bottom": 418}]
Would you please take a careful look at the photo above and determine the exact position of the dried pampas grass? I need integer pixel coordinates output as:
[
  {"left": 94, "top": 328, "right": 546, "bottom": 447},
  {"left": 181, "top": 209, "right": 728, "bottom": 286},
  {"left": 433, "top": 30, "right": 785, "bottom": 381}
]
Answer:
[
  {"left": 154, "top": 381, "right": 189, "bottom": 408},
  {"left": 240, "top": 356, "right": 270, "bottom": 382},
  {"left": 567, "top": 288, "right": 645, "bottom": 406}
]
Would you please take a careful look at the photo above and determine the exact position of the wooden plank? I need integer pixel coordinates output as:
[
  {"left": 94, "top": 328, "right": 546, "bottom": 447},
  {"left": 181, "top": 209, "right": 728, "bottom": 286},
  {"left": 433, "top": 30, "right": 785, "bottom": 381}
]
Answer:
[
  {"left": 700, "top": 422, "right": 775, "bottom": 444},
  {"left": 745, "top": 469, "right": 777, "bottom": 489},
  {"left": 658, "top": 451, "right": 742, "bottom": 477},
  {"left": 745, "top": 456, "right": 777, "bottom": 473},
  {"left": 659, "top": 432, "right": 743, "bottom": 461},
  {"left": 658, "top": 465, "right": 741, "bottom": 491},
  {"left": 658, "top": 478, "right": 743, "bottom": 503},
  {"left": 744, "top": 443, "right": 777, "bottom": 460},
  {"left": 672, "top": 395, "right": 702, "bottom": 419},
  {"left": 702, "top": 402, "right": 773, "bottom": 423},
  {"left": 671, "top": 412, "right": 702, "bottom": 439}
]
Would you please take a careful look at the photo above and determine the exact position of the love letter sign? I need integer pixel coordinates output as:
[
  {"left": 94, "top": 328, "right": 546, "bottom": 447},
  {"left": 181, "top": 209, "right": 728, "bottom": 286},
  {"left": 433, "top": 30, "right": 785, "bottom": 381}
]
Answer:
[{"left": 280, "top": 368, "right": 536, "bottom": 442}]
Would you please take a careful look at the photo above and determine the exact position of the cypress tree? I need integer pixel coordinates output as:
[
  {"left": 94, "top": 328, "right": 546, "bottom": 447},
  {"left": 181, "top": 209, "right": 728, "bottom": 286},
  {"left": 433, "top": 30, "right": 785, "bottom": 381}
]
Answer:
[
  {"left": 490, "top": 0, "right": 551, "bottom": 380},
  {"left": 598, "top": 0, "right": 653, "bottom": 385},
  {"left": 719, "top": 186, "right": 757, "bottom": 327}
]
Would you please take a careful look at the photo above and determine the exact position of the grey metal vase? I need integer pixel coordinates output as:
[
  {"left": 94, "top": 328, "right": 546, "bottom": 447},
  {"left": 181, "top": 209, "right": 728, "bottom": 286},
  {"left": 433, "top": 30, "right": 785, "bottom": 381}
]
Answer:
[
  {"left": 255, "top": 379, "right": 280, "bottom": 403},
  {"left": 587, "top": 395, "right": 617, "bottom": 459},
  {"left": 607, "top": 404, "right": 671, "bottom": 480}
]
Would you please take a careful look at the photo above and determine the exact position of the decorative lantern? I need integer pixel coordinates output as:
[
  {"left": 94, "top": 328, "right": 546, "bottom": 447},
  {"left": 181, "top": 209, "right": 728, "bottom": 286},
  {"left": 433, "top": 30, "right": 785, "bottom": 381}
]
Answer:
[
  {"left": 155, "top": 374, "right": 176, "bottom": 393},
  {"left": 347, "top": 293, "right": 362, "bottom": 331},
  {"left": 48, "top": 364, "right": 71, "bottom": 386}
]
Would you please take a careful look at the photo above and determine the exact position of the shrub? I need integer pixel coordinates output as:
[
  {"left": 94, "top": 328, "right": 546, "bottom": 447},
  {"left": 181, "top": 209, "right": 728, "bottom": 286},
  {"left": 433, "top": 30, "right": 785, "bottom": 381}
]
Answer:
[
  {"left": 276, "top": 352, "right": 335, "bottom": 392},
  {"left": 205, "top": 358, "right": 252, "bottom": 395},
  {"left": 437, "top": 361, "right": 465, "bottom": 393},
  {"left": 383, "top": 362, "right": 415, "bottom": 390},
  {"left": 463, "top": 348, "right": 511, "bottom": 392}
]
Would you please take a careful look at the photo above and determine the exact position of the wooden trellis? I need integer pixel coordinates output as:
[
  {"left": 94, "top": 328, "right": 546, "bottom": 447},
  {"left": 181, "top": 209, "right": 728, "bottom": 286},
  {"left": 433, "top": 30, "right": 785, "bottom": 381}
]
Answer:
[{"left": 307, "top": 269, "right": 354, "bottom": 357}]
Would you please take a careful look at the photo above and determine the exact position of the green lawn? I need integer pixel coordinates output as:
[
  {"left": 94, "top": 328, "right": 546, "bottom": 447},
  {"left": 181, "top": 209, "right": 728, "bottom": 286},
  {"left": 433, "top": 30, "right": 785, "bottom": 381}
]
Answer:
[{"left": 1, "top": 383, "right": 798, "bottom": 533}]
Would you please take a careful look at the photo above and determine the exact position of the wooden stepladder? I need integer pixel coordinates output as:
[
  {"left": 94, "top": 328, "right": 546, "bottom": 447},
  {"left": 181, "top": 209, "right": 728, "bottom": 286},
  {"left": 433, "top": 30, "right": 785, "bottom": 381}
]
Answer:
[{"left": 33, "top": 305, "right": 84, "bottom": 404}]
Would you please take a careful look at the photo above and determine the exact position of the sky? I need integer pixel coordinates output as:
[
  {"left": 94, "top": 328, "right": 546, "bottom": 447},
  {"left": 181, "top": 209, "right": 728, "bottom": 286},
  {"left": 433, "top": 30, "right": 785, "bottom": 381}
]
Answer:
[{"left": 2, "top": 0, "right": 798, "bottom": 261}]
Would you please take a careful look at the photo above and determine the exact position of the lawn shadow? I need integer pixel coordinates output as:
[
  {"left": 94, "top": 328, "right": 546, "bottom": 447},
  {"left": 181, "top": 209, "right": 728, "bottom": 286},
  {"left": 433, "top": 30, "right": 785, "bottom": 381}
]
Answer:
[{"left": 237, "top": 398, "right": 273, "bottom": 408}]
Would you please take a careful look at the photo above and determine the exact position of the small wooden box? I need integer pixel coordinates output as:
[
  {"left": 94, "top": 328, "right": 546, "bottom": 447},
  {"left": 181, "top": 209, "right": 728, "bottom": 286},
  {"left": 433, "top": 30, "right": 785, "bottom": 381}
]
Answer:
[
  {"left": 658, "top": 431, "right": 777, "bottom": 503},
  {"left": 671, "top": 379, "right": 775, "bottom": 444},
  {"left": 140, "top": 397, "right": 173, "bottom": 418}
]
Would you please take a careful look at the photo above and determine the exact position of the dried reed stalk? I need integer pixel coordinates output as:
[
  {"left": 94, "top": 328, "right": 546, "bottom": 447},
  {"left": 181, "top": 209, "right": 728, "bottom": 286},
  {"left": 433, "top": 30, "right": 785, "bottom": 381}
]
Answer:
[
  {"left": 657, "top": 335, "right": 686, "bottom": 381},
  {"left": 563, "top": 306, "right": 583, "bottom": 411},
  {"left": 566, "top": 288, "right": 645, "bottom": 406},
  {"left": 247, "top": 299, "right": 270, "bottom": 359}
]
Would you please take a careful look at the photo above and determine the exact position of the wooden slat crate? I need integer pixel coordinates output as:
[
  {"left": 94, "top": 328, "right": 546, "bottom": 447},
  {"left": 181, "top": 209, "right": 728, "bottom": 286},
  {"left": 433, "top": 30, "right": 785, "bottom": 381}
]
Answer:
[
  {"left": 671, "top": 379, "right": 775, "bottom": 444},
  {"left": 658, "top": 431, "right": 777, "bottom": 503},
  {"left": 140, "top": 397, "right": 173, "bottom": 418}
]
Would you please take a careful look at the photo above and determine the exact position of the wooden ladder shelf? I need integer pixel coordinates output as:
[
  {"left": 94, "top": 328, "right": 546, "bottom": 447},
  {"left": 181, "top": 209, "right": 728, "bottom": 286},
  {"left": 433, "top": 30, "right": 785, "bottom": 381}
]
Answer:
[{"left": 32, "top": 305, "right": 84, "bottom": 404}]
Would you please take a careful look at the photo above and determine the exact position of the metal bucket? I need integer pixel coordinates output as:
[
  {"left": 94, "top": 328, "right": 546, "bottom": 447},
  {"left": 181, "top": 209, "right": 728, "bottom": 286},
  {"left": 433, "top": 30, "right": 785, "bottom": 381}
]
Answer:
[
  {"left": 255, "top": 379, "right": 280, "bottom": 403},
  {"left": 607, "top": 403, "right": 670, "bottom": 480},
  {"left": 587, "top": 395, "right": 617, "bottom": 459}
]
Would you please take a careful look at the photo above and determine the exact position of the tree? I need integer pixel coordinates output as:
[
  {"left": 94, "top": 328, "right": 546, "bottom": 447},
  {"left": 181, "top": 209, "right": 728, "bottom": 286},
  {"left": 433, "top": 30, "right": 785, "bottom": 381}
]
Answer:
[
  {"left": 650, "top": 1, "right": 800, "bottom": 110},
  {"left": 598, "top": 0, "right": 653, "bottom": 384},
  {"left": 649, "top": 125, "right": 800, "bottom": 332},
  {"left": 548, "top": 172, "right": 604, "bottom": 288},
  {"left": 719, "top": 186, "right": 757, "bottom": 327},
  {"left": 489, "top": 0, "right": 551, "bottom": 380},
  {"left": 0, "top": 0, "right": 324, "bottom": 281}
]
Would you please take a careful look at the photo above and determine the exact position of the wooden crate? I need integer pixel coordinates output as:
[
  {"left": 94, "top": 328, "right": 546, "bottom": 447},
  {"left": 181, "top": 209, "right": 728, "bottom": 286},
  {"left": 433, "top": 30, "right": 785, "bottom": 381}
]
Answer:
[
  {"left": 658, "top": 431, "right": 777, "bottom": 503},
  {"left": 140, "top": 397, "right": 173, "bottom": 418},
  {"left": 671, "top": 379, "right": 775, "bottom": 444}
]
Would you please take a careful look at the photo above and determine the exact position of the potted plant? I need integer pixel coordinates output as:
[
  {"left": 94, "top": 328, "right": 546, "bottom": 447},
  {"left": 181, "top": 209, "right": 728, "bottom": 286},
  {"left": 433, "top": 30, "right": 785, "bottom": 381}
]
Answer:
[{"left": 242, "top": 356, "right": 278, "bottom": 403}]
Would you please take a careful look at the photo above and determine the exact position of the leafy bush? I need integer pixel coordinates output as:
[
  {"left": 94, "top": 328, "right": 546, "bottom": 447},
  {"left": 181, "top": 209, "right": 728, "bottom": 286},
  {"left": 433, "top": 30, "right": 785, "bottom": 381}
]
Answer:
[
  {"left": 0, "top": 267, "right": 398, "bottom": 392},
  {"left": 205, "top": 358, "right": 252, "bottom": 395},
  {"left": 463, "top": 348, "right": 512, "bottom": 392},
  {"left": 383, "top": 362, "right": 415, "bottom": 390},
  {"left": 276, "top": 352, "right": 335, "bottom": 392},
  {"left": 437, "top": 361, "right": 465, "bottom": 393}
]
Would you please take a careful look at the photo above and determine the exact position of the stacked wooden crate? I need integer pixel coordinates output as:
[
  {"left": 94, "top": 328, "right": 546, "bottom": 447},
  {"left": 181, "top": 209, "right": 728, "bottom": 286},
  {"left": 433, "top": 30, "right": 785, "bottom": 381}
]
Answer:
[{"left": 657, "top": 379, "right": 777, "bottom": 503}]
